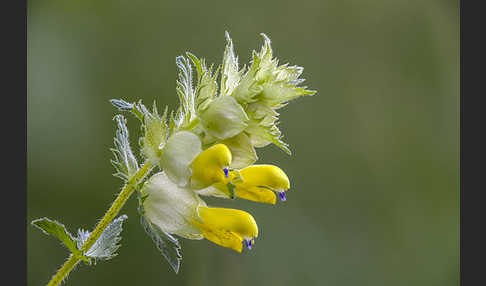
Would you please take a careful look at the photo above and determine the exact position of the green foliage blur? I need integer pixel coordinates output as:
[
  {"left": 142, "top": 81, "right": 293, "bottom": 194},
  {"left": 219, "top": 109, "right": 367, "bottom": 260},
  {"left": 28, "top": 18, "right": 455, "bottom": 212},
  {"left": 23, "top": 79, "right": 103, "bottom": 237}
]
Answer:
[{"left": 27, "top": 0, "right": 459, "bottom": 285}]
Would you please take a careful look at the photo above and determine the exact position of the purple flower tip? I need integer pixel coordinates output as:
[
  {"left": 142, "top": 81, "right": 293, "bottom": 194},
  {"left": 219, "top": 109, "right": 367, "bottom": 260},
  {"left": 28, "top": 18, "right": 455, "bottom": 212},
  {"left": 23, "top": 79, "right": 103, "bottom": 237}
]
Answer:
[
  {"left": 279, "top": 192, "right": 286, "bottom": 202},
  {"left": 223, "top": 168, "right": 229, "bottom": 178},
  {"left": 244, "top": 239, "right": 253, "bottom": 250}
]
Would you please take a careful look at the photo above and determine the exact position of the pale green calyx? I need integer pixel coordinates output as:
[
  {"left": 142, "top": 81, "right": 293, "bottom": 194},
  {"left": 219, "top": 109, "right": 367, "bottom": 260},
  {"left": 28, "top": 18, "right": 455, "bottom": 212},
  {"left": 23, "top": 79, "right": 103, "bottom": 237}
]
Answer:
[
  {"left": 199, "top": 95, "right": 249, "bottom": 140},
  {"left": 220, "top": 132, "right": 258, "bottom": 169},
  {"left": 141, "top": 172, "right": 206, "bottom": 239},
  {"left": 160, "top": 131, "right": 202, "bottom": 186}
]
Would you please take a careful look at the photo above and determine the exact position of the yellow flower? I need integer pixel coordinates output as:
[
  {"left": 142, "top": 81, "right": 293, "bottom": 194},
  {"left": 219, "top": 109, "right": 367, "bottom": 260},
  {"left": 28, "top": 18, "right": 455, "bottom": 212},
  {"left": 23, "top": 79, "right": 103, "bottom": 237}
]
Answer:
[
  {"left": 142, "top": 142, "right": 291, "bottom": 253},
  {"left": 191, "top": 143, "right": 290, "bottom": 204},
  {"left": 194, "top": 206, "right": 258, "bottom": 252},
  {"left": 232, "top": 164, "right": 290, "bottom": 204},
  {"left": 190, "top": 143, "right": 232, "bottom": 190},
  {"left": 142, "top": 171, "right": 258, "bottom": 252}
]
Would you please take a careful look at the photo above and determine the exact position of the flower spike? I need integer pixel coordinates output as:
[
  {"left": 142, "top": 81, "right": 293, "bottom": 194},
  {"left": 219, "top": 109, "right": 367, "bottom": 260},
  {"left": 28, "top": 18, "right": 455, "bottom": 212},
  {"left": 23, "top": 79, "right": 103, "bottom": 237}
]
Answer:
[{"left": 106, "top": 32, "right": 314, "bottom": 274}]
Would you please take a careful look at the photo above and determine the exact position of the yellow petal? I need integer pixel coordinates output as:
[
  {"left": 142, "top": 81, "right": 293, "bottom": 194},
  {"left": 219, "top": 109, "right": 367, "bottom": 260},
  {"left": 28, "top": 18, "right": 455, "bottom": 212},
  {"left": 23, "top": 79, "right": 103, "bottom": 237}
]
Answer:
[
  {"left": 234, "top": 183, "right": 277, "bottom": 204},
  {"left": 239, "top": 164, "right": 290, "bottom": 191},
  {"left": 195, "top": 206, "right": 258, "bottom": 252},
  {"left": 190, "top": 144, "right": 232, "bottom": 189}
]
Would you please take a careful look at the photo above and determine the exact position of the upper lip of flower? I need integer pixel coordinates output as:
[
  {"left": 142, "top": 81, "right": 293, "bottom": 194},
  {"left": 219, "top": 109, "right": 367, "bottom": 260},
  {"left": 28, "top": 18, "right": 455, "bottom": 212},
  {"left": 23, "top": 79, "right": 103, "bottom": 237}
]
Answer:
[{"left": 189, "top": 143, "right": 232, "bottom": 190}]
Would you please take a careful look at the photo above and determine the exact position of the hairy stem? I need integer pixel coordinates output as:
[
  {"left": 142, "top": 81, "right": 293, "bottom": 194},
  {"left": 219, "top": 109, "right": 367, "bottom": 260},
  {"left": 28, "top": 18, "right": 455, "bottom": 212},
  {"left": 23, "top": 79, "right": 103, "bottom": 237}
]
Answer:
[
  {"left": 47, "top": 255, "right": 79, "bottom": 286},
  {"left": 46, "top": 162, "right": 153, "bottom": 286}
]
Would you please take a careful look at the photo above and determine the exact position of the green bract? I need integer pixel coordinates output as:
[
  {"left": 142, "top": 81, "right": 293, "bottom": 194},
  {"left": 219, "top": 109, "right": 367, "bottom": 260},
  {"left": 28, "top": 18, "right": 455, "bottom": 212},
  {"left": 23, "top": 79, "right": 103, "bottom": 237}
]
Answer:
[
  {"left": 220, "top": 31, "right": 243, "bottom": 97},
  {"left": 232, "top": 34, "right": 316, "bottom": 153},
  {"left": 139, "top": 102, "right": 168, "bottom": 167}
]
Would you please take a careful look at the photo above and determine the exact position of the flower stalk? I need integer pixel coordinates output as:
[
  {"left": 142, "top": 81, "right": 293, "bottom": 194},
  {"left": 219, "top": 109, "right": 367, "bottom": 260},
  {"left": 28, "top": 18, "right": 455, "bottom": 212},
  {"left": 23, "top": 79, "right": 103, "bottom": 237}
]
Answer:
[
  {"left": 46, "top": 162, "right": 153, "bottom": 286},
  {"left": 47, "top": 255, "right": 79, "bottom": 286}
]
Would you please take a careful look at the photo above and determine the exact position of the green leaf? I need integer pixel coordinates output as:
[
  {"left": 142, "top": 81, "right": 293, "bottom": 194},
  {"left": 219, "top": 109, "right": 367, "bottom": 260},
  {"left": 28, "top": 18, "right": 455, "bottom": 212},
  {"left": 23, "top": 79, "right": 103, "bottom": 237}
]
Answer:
[
  {"left": 31, "top": 217, "right": 83, "bottom": 258},
  {"left": 76, "top": 215, "right": 128, "bottom": 263},
  {"left": 110, "top": 115, "right": 139, "bottom": 182},
  {"left": 140, "top": 212, "right": 182, "bottom": 274}
]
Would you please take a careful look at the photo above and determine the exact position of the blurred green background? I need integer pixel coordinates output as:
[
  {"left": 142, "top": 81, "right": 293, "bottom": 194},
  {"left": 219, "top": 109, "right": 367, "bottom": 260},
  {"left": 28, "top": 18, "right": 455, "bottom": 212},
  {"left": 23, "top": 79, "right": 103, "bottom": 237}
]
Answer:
[{"left": 27, "top": 0, "right": 459, "bottom": 285}]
